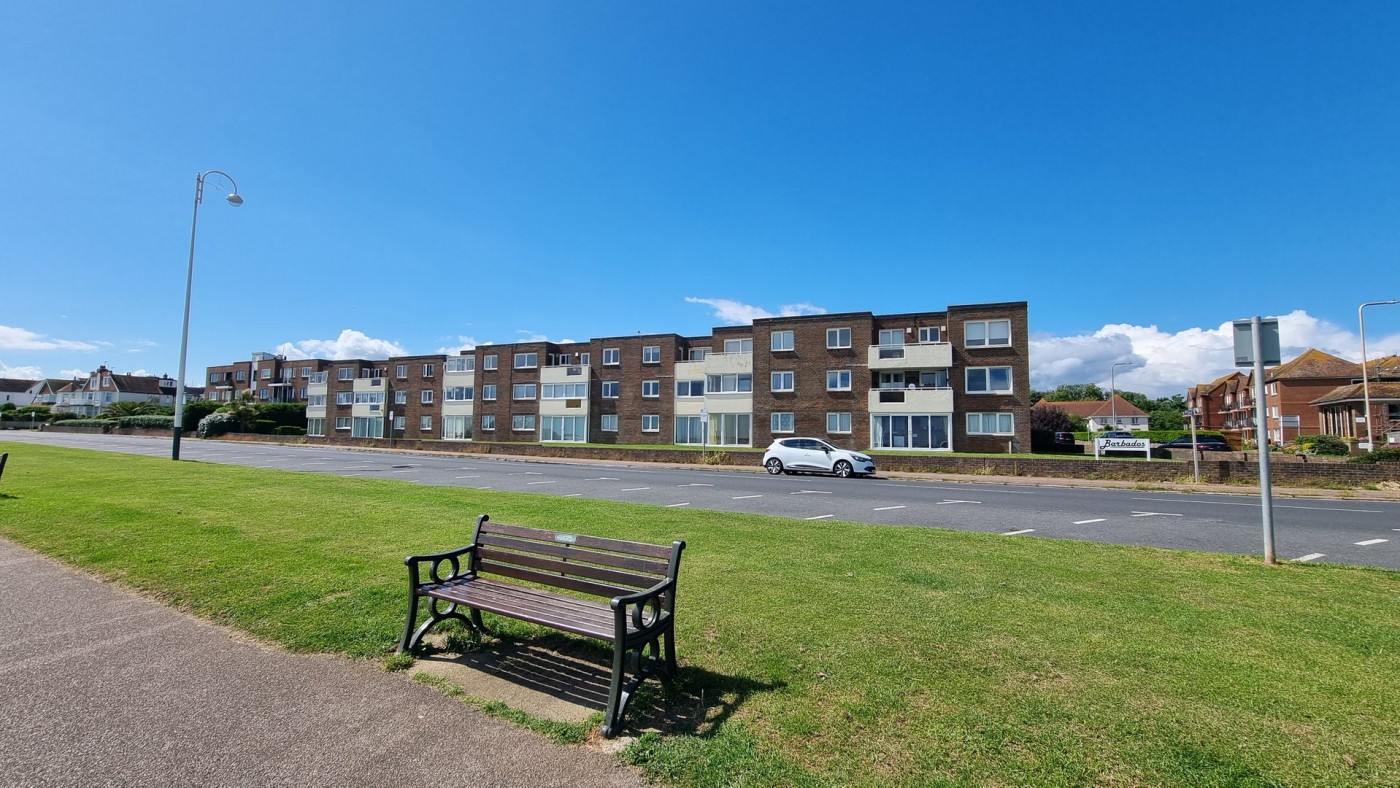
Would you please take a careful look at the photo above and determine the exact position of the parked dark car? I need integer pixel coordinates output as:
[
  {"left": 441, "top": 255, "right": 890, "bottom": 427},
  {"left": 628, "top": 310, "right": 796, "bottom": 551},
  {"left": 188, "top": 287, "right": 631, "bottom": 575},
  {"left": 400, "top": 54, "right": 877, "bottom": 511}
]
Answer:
[
  {"left": 1053, "top": 431, "right": 1076, "bottom": 446},
  {"left": 1160, "top": 436, "right": 1231, "bottom": 452}
]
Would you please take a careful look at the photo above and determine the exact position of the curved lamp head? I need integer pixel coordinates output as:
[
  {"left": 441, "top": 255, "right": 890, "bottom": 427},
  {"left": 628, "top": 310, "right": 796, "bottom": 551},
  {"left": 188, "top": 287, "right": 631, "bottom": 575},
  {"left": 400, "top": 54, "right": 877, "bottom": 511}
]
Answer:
[{"left": 225, "top": 193, "right": 244, "bottom": 207}]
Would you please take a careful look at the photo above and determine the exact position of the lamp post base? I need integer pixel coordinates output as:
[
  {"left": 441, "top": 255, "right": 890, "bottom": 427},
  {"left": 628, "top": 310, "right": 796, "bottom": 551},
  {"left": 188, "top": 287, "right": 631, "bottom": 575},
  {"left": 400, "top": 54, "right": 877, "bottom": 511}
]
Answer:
[{"left": 172, "top": 426, "right": 183, "bottom": 461}]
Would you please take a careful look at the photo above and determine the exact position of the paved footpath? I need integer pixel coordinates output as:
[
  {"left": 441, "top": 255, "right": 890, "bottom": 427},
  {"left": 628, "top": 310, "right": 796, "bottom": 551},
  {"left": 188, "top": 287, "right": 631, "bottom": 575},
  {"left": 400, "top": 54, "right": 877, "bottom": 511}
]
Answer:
[{"left": 0, "top": 539, "right": 645, "bottom": 788}]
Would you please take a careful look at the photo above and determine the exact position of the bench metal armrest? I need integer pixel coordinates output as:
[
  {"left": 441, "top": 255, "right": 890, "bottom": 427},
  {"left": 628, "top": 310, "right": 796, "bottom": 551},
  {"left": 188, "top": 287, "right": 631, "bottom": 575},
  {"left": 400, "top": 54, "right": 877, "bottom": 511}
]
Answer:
[
  {"left": 404, "top": 543, "right": 477, "bottom": 587},
  {"left": 610, "top": 577, "right": 675, "bottom": 635}
]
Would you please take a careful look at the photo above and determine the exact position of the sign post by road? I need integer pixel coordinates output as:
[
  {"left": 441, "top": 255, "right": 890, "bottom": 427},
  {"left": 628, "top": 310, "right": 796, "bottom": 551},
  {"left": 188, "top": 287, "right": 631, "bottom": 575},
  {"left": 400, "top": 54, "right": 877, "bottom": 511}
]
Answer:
[
  {"left": 1234, "top": 316, "right": 1280, "bottom": 565},
  {"left": 700, "top": 408, "right": 709, "bottom": 461},
  {"left": 1185, "top": 407, "right": 1201, "bottom": 483}
]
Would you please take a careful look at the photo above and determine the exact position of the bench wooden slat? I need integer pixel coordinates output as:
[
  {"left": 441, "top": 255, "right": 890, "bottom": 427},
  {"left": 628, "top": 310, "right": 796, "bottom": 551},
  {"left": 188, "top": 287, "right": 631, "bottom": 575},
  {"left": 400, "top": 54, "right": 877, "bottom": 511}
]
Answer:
[
  {"left": 476, "top": 533, "right": 670, "bottom": 576},
  {"left": 481, "top": 521, "right": 674, "bottom": 560},
  {"left": 477, "top": 546, "right": 663, "bottom": 591},
  {"left": 477, "top": 559, "right": 637, "bottom": 600},
  {"left": 428, "top": 579, "right": 617, "bottom": 640}
]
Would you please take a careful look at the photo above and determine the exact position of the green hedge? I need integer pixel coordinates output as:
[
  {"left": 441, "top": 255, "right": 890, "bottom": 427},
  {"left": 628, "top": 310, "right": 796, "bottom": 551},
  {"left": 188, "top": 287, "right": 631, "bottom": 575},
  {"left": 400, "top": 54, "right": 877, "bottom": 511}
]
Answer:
[
  {"left": 58, "top": 419, "right": 118, "bottom": 428},
  {"left": 1348, "top": 447, "right": 1400, "bottom": 464},
  {"left": 273, "top": 426, "right": 305, "bottom": 436},
  {"left": 116, "top": 415, "right": 175, "bottom": 429}
]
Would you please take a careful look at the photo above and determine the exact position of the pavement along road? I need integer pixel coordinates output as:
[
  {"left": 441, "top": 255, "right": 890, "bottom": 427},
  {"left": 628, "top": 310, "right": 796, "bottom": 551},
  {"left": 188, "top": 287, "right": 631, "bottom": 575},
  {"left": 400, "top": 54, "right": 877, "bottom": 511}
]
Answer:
[
  {"left": 0, "top": 539, "right": 644, "bottom": 787},
  {"left": 4, "top": 431, "right": 1398, "bottom": 569}
]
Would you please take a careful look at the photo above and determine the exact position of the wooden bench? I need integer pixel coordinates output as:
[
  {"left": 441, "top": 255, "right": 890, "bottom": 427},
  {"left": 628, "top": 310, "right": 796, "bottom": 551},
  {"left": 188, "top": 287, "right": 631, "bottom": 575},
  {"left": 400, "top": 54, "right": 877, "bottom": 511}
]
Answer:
[{"left": 399, "top": 515, "right": 685, "bottom": 738}]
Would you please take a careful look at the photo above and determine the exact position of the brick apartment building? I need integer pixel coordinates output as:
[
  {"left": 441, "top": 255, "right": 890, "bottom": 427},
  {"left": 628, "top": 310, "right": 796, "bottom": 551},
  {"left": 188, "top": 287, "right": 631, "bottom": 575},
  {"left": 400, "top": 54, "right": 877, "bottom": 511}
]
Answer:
[
  {"left": 249, "top": 301, "right": 1031, "bottom": 452},
  {"left": 206, "top": 352, "right": 333, "bottom": 404}
]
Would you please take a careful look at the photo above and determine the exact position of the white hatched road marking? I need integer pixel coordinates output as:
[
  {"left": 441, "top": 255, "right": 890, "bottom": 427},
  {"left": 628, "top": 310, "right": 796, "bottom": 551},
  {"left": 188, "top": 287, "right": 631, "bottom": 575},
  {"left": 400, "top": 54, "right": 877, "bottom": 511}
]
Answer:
[
  {"left": 873, "top": 505, "right": 906, "bottom": 511},
  {"left": 621, "top": 487, "right": 651, "bottom": 492},
  {"left": 587, "top": 477, "right": 619, "bottom": 481},
  {"left": 1294, "top": 553, "right": 1326, "bottom": 562},
  {"left": 1131, "top": 511, "right": 1183, "bottom": 518},
  {"left": 678, "top": 483, "right": 714, "bottom": 487},
  {"left": 526, "top": 481, "right": 556, "bottom": 485},
  {"left": 1355, "top": 539, "right": 1389, "bottom": 546},
  {"left": 936, "top": 499, "right": 980, "bottom": 505},
  {"left": 510, "top": 471, "right": 543, "bottom": 476},
  {"left": 666, "top": 503, "right": 690, "bottom": 508},
  {"left": 805, "top": 515, "right": 834, "bottom": 520},
  {"left": 1003, "top": 529, "right": 1035, "bottom": 536},
  {"left": 1074, "top": 518, "right": 1107, "bottom": 525},
  {"left": 733, "top": 495, "right": 763, "bottom": 500},
  {"left": 790, "top": 490, "right": 832, "bottom": 495},
  {"left": 455, "top": 475, "right": 479, "bottom": 479}
]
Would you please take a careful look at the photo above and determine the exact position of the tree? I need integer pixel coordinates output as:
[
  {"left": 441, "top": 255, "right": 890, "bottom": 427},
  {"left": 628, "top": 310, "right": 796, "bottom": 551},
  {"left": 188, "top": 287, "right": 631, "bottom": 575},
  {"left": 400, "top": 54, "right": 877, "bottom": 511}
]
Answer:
[
  {"left": 1031, "top": 405, "right": 1076, "bottom": 433},
  {"left": 101, "top": 401, "right": 161, "bottom": 418},
  {"left": 1117, "top": 391, "right": 1152, "bottom": 412},
  {"left": 1040, "top": 384, "right": 1106, "bottom": 402},
  {"left": 1149, "top": 408, "right": 1184, "bottom": 431}
]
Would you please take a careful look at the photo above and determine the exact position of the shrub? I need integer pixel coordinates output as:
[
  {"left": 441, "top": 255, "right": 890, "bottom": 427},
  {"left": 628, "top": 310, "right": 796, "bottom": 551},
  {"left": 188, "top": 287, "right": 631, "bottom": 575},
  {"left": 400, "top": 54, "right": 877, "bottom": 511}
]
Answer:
[
  {"left": 196, "top": 411, "right": 239, "bottom": 438},
  {"left": 47, "top": 412, "right": 83, "bottom": 423},
  {"left": 116, "top": 415, "right": 176, "bottom": 429},
  {"left": 256, "top": 402, "right": 308, "bottom": 428},
  {"left": 252, "top": 419, "right": 278, "bottom": 434},
  {"left": 1292, "top": 434, "right": 1351, "bottom": 457},
  {"left": 58, "top": 419, "right": 118, "bottom": 428},
  {"left": 273, "top": 426, "right": 305, "bottom": 436},
  {"left": 180, "top": 400, "right": 222, "bottom": 427},
  {"left": 1348, "top": 447, "right": 1400, "bottom": 464}
]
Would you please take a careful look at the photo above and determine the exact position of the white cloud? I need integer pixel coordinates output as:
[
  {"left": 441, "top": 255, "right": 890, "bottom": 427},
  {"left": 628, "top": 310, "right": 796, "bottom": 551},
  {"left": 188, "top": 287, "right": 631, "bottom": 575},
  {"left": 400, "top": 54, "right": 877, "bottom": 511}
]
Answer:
[
  {"left": 0, "top": 361, "right": 44, "bottom": 378},
  {"left": 60, "top": 368, "right": 86, "bottom": 378},
  {"left": 0, "top": 324, "right": 101, "bottom": 352},
  {"left": 274, "top": 329, "right": 408, "bottom": 360},
  {"left": 436, "top": 336, "right": 479, "bottom": 355},
  {"left": 685, "top": 297, "right": 827, "bottom": 325},
  {"left": 1031, "top": 309, "right": 1399, "bottom": 398}
]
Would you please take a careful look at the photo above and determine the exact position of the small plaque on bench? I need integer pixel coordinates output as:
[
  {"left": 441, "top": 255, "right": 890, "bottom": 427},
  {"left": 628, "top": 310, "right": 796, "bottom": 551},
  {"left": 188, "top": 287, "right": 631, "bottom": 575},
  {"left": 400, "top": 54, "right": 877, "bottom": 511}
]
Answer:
[{"left": 554, "top": 533, "right": 577, "bottom": 544}]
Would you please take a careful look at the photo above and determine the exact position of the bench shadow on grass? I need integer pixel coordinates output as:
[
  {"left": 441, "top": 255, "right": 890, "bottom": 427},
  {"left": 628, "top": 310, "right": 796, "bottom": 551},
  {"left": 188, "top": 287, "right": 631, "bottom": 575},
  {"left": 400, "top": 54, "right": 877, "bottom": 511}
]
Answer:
[{"left": 418, "top": 629, "right": 779, "bottom": 737}]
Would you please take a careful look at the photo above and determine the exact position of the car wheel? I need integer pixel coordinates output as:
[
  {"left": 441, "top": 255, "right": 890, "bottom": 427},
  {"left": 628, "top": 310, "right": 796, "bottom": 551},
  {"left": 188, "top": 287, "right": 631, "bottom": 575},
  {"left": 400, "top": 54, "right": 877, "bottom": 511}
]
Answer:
[
  {"left": 765, "top": 458, "right": 784, "bottom": 475},
  {"left": 833, "top": 460, "right": 853, "bottom": 478}
]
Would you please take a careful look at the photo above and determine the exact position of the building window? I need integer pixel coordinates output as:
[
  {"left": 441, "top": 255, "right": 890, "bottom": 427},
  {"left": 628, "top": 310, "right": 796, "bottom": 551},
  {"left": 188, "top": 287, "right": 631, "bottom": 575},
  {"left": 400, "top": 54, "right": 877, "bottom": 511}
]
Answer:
[
  {"left": 879, "top": 329, "right": 904, "bottom": 347},
  {"left": 642, "top": 380, "right": 660, "bottom": 398},
  {"left": 688, "top": 348, "right": 710, "bottom": 361},
  {"left": 396, "top": 365, "right": 408, "bottom": 379},
  {"left": 394, "top": 390, "right": 407, "bottom": 405},
  {"left": 483, "top": 354, "right": 498, "bottom": 371},
  {"left": 771, "top": 371, "right": 794, "bottom": 392},
  {"left": 512, "top": 414, "right": 536, "bottom": 432},
  {"left": 393, "top": 415, "right": 406, "bottom": 430},
  {"left": 603, "top": 348, "right": 620, "bottom": 365},
  {"left": 542, "top": 383, "right": 587, "bottom": 398},
  {"left": 514, "top": 353, "right": 538, "bottom": 369},
  {"left": 261, "top": 368, "right": 271, "bottom": 380},
  {"left": 602, "top": 380, "right": 619, "bottom": 398},
  {"left": 336, "top": 392, "right": 354, "bottom": 405},
  {"left": 421, "top": 390, "right": 434, "bottom": 404},
  {"left": 420, "top": 416, "right": 432, "bottom": 431},
  {"left": 308, "top": 394, "right": 326, "bottom": 406},
  {"left": 875, "top": 414, "right": 951, "bottom": 448},
  {"left": 827, "top": 412, "right": 852, "bottom": 433},
  {"left": 709, "top": 413, "right": 752, "bottom": 446},
  {"left": 512, "top": 383, "right": 537, "bottom": 400},
  {"left": 422, "top": 363, "right": 435, "bottom": 377},
  {"left": 771, "top": 331, "right": 794, "bottom": 352},
  {"left": 642, "top": 414, "right": 660, "bottom": 432},
  {"left": 706, "top": 373, "right": 752, "bottom": 393},
  {"left": 771, "top": 412, "right": 795, "bottom": 433},
  {"left": 966, "top": 366, "right": 1013, "bottom": 394},
  {"left": 601, "top": 414, "right": 618, "bottom": 432},
  {"left": 919, "top": 327, "right": 942, "bottom": 343},
  {"left": 442, "top": 415, "right": 472, "bottom": 440},
  {"left": 826, "top": 370, "right": 852, "bottom": 391},
  {"left": 965, "top": 319, "right": 1012, "bottom": 348},
  {"left": 446, "top": 386, "right": 473, "bottom": 401},
  {"left": 675, "top": 416, "right": 704, "bottom": 444},
  {"left": 642, "top": 345, "right": 661, "bottom": 364},
  {"left": 482, "top": 384, "right": 497, "bottom": 401},
  {"left": 541, "top": 415, "right": 587, "bottom": 442},
  {"left": 335, "top": 417, "right": 351, "bottom": 430},
  {"left": 676, "top": 380, "right": 705, "bottom": 397},
  {"left": 722, "top": 338, "right": 752, "bottom": 354},
  {"left": 445, "top": 356, "right": 474, "bottom": 372},
  {"left": 337, "top": 368, "right": 353, "bottom": 381},
  {"left": 827, "top": 328, "right": 852, "bottom": 349},
  {"left": 579, "top": 352, "right": 590, "bottom": 366},
  {"left": 209, "top": 373, "right": 219, "bottom": 383},
  {"left": 307, "top": 418, "right": 325, "bottom": 437},
  {"left": 351, "top": 416, "right": 383, "bottom": 438},
  {"left": 481, "top": 414, "right": 496, "bottom": 431},
  {"left": 301, "top": 366, "right": 312, "bottom": 377},
  {"left": 967, "top": 412, "right": 1014, "bottom": 435}
]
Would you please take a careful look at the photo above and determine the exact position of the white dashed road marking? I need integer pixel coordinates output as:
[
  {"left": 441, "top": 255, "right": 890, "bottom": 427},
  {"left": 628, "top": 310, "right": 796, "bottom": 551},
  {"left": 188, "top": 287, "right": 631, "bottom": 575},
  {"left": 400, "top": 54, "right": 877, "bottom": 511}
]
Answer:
[
  {"left": 621, "top": 487, "right": 651, "bottom": 492},
  {"left": 526, "top": 481, "right": 556, "bottom": 485},
  {"left": 805, "top": 515, "right": 834, "bottom": 520},
  {"left": 1074, "top": 519, "right": 1107, "bottom": 525},
  {"left": 790, "top": 490, "right": 832, "bottom": 495},
  {"left": 563, "top": 493, "right": 583, "bottom": 498},
  {"left": 666, "top": 503, "right": 690, "bottom": 508},
  {"left": 936, "top": 500, "right": 980, "bottom": 505},
  {"left": 733, "top": 495, "right": 763, "bottom": 500},
  {"left": 455, "top": 475, "right": 479, "bottom": 479},
  {"left": 873, "top": 505, "right": 906, "bottom": 511},
  {"left": 510, "top": 471, "right": 543, "bottom": 476},
  {"left": 1294, "top": 553, "right": 1326, "bottom": 562},
  {"left": 1131, "top": 511, "right": 1182, "bottom": 518},
  {"left": 1003, "top": 529, "right": 1035, "bottom": 536},
  {"left": 678, "top": 483, "right": 714, "bottom": 487},
  {"left": 1355, "top": 539, "right": 1389, "bottom": 546},
  {"left": 587, "top": 477, "right": 619, "bottom": 481}
]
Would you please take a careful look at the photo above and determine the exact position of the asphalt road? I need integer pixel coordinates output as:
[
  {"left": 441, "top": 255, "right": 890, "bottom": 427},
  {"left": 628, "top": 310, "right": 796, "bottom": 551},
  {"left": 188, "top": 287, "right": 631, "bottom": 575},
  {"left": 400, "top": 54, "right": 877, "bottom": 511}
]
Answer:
[{"left": 5, "top": 432, "right": 1398, "bottom": 570}]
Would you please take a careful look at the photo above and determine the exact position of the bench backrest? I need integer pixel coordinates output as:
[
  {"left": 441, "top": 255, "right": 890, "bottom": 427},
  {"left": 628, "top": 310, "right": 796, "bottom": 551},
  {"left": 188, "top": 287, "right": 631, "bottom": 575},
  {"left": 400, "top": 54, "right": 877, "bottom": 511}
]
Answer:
[{"left": 470, "top": 514, "right": 683, "bottom": 602}]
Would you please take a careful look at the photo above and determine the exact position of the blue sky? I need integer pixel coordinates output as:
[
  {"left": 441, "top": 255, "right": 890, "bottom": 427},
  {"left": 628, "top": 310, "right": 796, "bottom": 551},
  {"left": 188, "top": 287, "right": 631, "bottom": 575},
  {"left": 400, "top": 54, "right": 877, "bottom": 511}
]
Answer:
[{"left": 3, "top": 1, "right": 1398, "bottom": 398}]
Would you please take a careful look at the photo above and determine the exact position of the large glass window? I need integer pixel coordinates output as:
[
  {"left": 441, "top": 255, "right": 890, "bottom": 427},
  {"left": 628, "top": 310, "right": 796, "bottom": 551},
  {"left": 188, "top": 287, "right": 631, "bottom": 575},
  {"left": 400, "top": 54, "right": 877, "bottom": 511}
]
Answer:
[
  {"left": 706, "top": 374, "right": 752, "bottom": 393},
  {"left": 966, "top": 366, "right": 1013, "bottom": 394},
  {"left": 307, "top": 418, "right": 325, "bottom": 437},
  {"left": 708, "top": 413, "right": 751, "bottom": 446},
  {"left": 675, "top": 415, "right": 703, "bottom": 444},
  {"left": 445, "top": 356, "right": 474, "bottom": 372},
  {"left": 965, "top": 319, "right": 1012, "bottom": 347},
  {"left": 967, "top": 412, "right": 1014, "bottom": 435},
  {"left": 771, "top": 331, "right": 794, "bottom": 352},
  {"left": 445, "top": 386, "right": 473, "bottom": 401},
  {"left": 336, "top": 392, "right": 353, "bottom": 405},
  {"left": 512, "top": 414, "right": 536, "bottom": 431},
  {"left": 873, "top": 414, "right": 950, "bottom": 449},
  {"left": 351, "top": 416, "right": 383, "bottom": 438},
  {"left": 542, "top": 383, "right": 587, "bottom": 398},
  {"left": 675, "top": 380, "right": 705, "bottom": 397},
  {"left": 442, "top": 415, "right": 472, "bottom": 440},
  {"left": 422, "top": 363, "right": 435, "bottom": 377},
  {"left": 541, "top": 415, "right": 587, "bottom": 442}
]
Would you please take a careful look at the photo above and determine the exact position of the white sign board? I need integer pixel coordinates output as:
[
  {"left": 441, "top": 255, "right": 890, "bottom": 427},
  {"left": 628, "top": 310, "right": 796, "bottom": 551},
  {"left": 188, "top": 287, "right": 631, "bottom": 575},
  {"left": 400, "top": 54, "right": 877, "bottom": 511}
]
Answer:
[{"left": 1095, "top": 437, "right": 1152, "bottom": 461}]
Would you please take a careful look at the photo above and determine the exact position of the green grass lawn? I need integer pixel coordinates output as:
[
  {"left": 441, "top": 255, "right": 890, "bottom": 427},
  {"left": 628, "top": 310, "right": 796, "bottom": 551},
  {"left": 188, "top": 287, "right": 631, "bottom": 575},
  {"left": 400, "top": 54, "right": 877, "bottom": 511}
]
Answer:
[{"left": 2, "top": 441, "right": 1397, "bottom": 786}]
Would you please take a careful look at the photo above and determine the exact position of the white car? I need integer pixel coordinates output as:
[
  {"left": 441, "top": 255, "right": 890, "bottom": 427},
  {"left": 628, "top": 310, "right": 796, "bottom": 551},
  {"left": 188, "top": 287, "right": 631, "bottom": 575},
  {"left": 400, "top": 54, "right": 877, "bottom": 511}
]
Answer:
[{"left": 762, "top": 438, "right": 876, "bottom": 478}]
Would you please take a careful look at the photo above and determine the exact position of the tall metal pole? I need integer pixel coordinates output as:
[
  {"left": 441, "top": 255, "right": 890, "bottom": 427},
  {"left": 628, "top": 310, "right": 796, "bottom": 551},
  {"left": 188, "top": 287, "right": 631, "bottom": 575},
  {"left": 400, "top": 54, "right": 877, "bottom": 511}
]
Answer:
[
  {"left": 1251, "top": 316, "right": 1276, "bottom": 565},
  {"left": 1359, "top": 300, "right": 1398, "bottom": 451},
  {"left": 172, "top": 173, "right": 203, "bottom": 460},
  {"left": 1187, "top": 407, "right": 1201, "bottom": 483},
  {"left": 1110, "top": 361, "right": 1131, "bottom": 430}
]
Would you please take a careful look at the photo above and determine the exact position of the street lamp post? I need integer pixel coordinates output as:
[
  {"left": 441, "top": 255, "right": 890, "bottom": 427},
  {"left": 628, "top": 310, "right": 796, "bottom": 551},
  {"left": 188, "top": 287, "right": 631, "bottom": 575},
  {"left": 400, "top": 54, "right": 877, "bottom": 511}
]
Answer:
[
  {"left": 172, "top": 170, "right": 243, "bottom": 460},
  {"left": 1359, "top": 299, "right": 1398, "bottom": 452},
  {"left": 1110, "top": 361, "right": 1132, "bottom": 430}
]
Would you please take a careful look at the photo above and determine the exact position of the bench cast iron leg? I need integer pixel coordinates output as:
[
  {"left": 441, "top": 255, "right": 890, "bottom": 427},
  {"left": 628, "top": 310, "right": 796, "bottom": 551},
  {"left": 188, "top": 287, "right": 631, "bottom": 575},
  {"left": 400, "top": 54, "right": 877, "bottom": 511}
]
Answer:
[
  {"left": 397, "top": 591, "right": 421, "bottom": 654},
  {"left": 400, "top": 597, "right": 471, "bottom": 655}
]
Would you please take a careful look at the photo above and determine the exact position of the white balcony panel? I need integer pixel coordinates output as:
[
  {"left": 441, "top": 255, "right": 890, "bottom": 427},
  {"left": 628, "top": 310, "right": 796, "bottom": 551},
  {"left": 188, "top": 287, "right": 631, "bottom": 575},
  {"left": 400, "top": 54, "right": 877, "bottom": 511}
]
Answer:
[
  {"left": 867, "top": 387, "right": 954, "bottom": 414},
  {"left": 703, "top": 352, "right": 753, "bottom": 375},
  {"left": 541, "top": 365, "right": 589, "bottom": 384},
  {"left": 541, "top": 398, "right": 588, "bottom": 417},
  {"left": 867, "top": 343, "right": 953, "bottom": 370}
]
